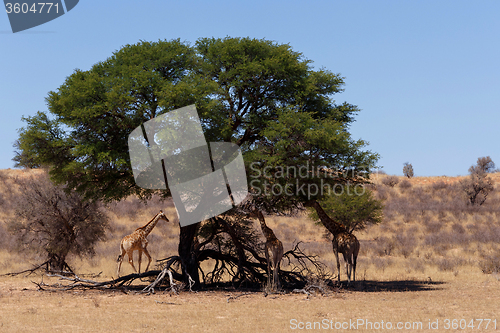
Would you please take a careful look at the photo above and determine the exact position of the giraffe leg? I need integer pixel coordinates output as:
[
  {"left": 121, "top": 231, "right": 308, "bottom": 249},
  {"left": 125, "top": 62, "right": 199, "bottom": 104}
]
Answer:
[
  {"left": 273, "top": 244, "right": 283, "bottom": 290},
  {"left": 272, "top": 259, "right": 278, "bottom": 290},
  {"left": 117, "top": 258, "right": 123, "bottom": 276},
  {"left": 143, "top": 246, "right": 152, "bottom": 272},
  {"left": 138, "top": 249, "right": 142, "bottom": 274},
  {"left": 352, "top": 260, "right": 356, "bottom": 282},
  {"left": 127, "top": 250, "right": 137, "bottom": 273},
  {"left": 274, "top": 262, "right": 281, "bottom": 290},
  {"left": 353, "top": 243, "right": 359, "bottom": 283},
  {"left": 265, "top": 244, "right": 271, "bottom": 288},
  {"left": 117, "top": 244, "right": 126, "bottom": 276},
  {"left": 269, "top": 257, "right": 277, "bottom": 290},
  {"left": 342, "top": 252, "right": 351, "bottom": 284},
  {"left": 352, "top": 257, "right": 357, "bottom": 283},
  {"left": 333, "top": 244, "right": 341, "bottom": 283},
  {"left": 345, "top": 254, "right": 351, "bottom": 285}
]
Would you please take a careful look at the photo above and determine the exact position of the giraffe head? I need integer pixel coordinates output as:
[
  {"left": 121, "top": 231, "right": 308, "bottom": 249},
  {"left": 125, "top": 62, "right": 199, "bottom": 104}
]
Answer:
[{"left": 158, "top": 210, "right": 169, "bottom": 222}]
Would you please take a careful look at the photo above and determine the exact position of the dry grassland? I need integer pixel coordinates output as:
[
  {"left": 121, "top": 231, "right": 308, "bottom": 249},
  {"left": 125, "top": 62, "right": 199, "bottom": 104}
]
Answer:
[{"left": 1, "top": 169, "right": 500, "bottom": 332}]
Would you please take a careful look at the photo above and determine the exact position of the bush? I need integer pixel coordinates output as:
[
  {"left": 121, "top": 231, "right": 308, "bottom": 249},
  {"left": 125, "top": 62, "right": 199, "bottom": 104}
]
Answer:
[
  {"left": 423, "top": 219, "right": 443, "bottom": 233},
  {"left": 7, "top": 171, "right": 109, "bottom": 272},
  {"left": 382, "top": 176, "right": 400, "bottom": 187},
  {"left": 0, "top": 223, "right": 16, "bottom": 251},
  {"left": 480, "top": 254, "right": 500, "bottom": 274},
  {"left": 370, "top": 236, "right": 394, "bottom": 256},
  {"left": 435, "top": 258, "right": 462, "bottom": 272},
  {"left": 399, "top": 179, "right": 412, "bottom": 190},
  {"left": 432, "top": 181, "right": 448, "bottom": 191},
  {"left": 395, "top": 233, "right": 417, "bottom": 258}
]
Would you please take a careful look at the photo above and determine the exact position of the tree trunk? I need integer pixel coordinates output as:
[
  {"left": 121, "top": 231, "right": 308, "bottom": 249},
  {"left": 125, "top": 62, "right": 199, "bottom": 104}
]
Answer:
[
  {"left": 178, "top": 223, "right": 201, "bottom": 289},
  {"left": 48, "top": 253, "right": 71, "bottom": 273}
]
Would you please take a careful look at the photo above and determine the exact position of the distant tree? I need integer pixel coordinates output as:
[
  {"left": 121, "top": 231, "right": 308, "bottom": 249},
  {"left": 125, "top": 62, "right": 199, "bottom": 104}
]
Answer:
[
  {"left": 403, "top": 162, "right": 414, "bottom": 178},
  {"left": 308, "top": 185, "right": 383, "bottom": 233},
  {"left": 460, "top": 156, "right": 495, "bottom": 206},
  {"left": 473, "top": 156, "right": 495, "bottom": 174},
  {"left": 7, "top": 171, "right": 109, "bottom": 272}
]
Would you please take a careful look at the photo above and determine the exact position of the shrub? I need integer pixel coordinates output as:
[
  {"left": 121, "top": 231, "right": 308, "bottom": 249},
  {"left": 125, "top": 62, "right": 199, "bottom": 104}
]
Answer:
[
  {"left": 423, "top": 219, "right": 443, "bottom": 233},
  {"left": 435, "top": 258, "right": 461, "bottom": 272},
  {"left": 0, "top": 223, "right": 16, "bottom": 251},
  {"left": 432, "top": 181, "right": 448, "bottom": 191},
  {"left": 374, "top": 185, "right": 389, "bottom": 201},
  {"left": 382, "top": 176, "right": 399, "bottom": 187},
  {"left": 371, "top": 236, "right": 394, "bottom": 256},
  {"left": 371, "top": 257, "right": 392, "bottom": 271},
  {"left": 407, "top": 258, "right": 426, "bottom": 273},
  {"left": 399, "top": 179, "right": 412, "bottom": 190},
  {"left": 7, "top": 171, "right": 109, "bottom": 272},
  {"left": 395, "top": 233, "right": 417, "bottom": 258},
  {"left": 451, "top": 222, "right": 465, "bottom": 234},
  {"left": 480, "top": 254, "right": 500, "bottom": 274}
]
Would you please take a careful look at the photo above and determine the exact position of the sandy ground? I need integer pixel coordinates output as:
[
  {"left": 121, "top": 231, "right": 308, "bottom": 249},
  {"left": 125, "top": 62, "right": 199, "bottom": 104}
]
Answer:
[{"left": 1, "top": 270, "right": 499, "bottom": 333}]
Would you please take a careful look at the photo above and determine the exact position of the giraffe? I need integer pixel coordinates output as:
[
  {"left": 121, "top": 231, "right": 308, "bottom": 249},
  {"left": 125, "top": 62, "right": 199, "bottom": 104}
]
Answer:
[
  {"left": 117, "top": 210, "right": 169, "bottom": 275},
  {"left": 248, "top": 209, "right": 284, "bottom": 290},
  {"left": 304, "top": 200, "right": 360, "bottom": 284}
]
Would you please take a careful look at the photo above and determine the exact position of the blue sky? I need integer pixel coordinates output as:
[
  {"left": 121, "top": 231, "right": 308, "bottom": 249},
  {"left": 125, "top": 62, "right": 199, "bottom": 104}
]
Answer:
[{"left": 1, "top": 1, "right": 499, "bottom": 176}]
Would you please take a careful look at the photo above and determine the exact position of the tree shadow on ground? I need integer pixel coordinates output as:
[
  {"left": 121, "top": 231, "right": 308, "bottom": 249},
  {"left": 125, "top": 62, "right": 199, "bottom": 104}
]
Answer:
[{"left": 346, "top": 279, "right": 446, "bottom": 292}]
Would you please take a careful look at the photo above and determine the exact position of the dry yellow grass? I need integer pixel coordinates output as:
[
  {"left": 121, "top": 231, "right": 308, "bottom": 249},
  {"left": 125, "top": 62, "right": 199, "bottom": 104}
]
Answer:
[{"left": 1, "top": 169, "right": 500, "bottom": 332}]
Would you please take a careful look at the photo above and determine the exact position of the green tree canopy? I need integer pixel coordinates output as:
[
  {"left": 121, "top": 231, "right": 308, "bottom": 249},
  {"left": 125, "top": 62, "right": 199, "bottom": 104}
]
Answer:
[
  {"left": 14, "top": 39, "right": 212, "bottom": 201},
  {"left": 15, "top": 37, "right": 377, "bottom": 208},
  {"left": 308, "top": 185, "right": 383, "bottom": 234}
]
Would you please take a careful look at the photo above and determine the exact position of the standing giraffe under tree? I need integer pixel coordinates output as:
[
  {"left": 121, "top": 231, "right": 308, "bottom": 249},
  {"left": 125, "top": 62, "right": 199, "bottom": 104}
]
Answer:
[
  {"left": 304, "top": 201, "right": 359, "bottom": 285},
  {"left": 117, "top": 210, "right": 169, "bottom": 275},
  {"left": 248, "top": 209, "right": 284, "bottom": 290}
]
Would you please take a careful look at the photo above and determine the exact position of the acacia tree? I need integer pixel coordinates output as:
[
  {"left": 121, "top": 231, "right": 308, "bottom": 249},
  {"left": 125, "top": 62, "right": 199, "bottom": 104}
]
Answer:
[
  {"left": 403, "top": 162, "right": 414, "bottom": 178},
  {"left": 460, "top": 156, "right": 495, "bottom": 206},
  {"left": 7, "top": 171, "right": 108, "bottom": 272},
  {"left": 14, "top": 37, "right": 378, "bottom": 287}
]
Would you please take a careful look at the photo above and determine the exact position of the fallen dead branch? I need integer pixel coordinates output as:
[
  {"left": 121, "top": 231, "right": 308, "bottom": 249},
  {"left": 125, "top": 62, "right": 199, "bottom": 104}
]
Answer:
[
  {"left": 1, "top": 260, "right": 73, "bottom": 277},
  {"left": 31, "top": 270, "right": 172, "bottom": 292},
  {"left": 30, "top": 256, "right": 186, "bottom": 293},
  {"left": 142, "top": 267, "right": 178, "bottom": 295}
]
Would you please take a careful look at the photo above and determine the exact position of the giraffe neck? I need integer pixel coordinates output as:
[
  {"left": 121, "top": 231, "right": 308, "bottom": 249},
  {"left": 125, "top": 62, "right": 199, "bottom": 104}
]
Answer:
[
  {"left": 256, "top": 211, "right": 278, "bottom": 241},
  {"left": 311, "top": 202, "right": 347, "bottom": 236},
  {"left": 141, "top": 213, "right": 162, "bottom": 236}
]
